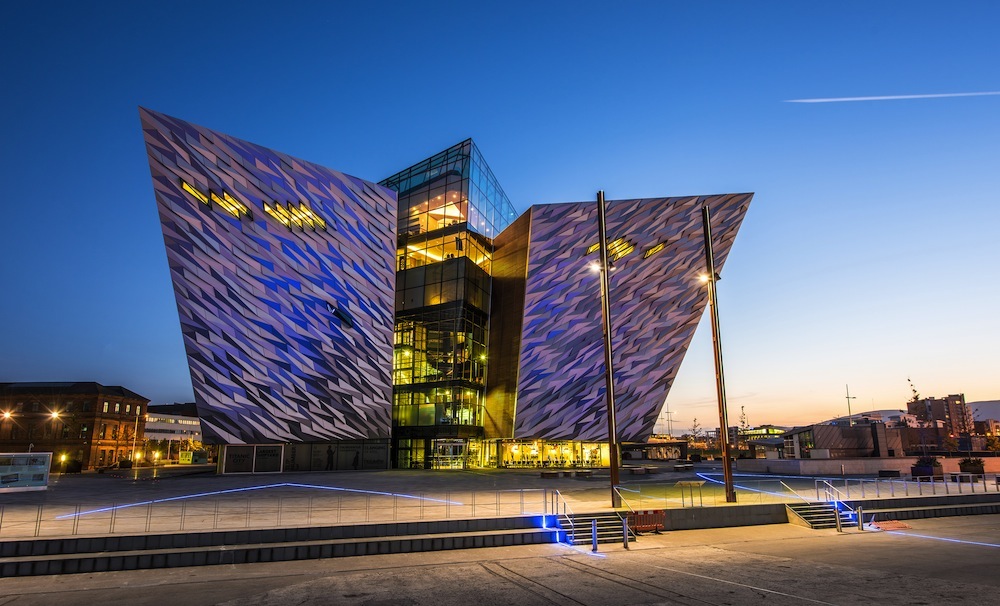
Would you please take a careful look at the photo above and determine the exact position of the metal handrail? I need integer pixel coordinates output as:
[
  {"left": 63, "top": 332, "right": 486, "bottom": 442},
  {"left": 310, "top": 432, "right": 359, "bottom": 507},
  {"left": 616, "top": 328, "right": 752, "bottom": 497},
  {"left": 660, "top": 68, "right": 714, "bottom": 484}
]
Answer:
[
  {"left": 613, "top": 485, "right": 638, "bottom": 514},
  {"left": 612, "top": 486, "right": 640, "bottom": 541},
  {"left": 549, "top": 489, "right": 575, "bottom": 544},
  {"left": 816, "top": 480, "right": 856, "bottom": 517},
  {"left": 780, "top": 480, "right": 811, "bottom": 502},
  {"left": 815, "top": 479, "right": 850, "bottom": 503}
]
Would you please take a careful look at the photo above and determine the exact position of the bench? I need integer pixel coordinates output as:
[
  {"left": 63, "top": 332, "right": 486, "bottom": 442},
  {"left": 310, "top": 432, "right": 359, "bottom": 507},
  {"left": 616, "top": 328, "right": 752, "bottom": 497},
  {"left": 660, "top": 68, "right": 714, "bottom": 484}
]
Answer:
[
  {"left": 628, "top": 467, "right": 647, "bottom": 475},
  {"left": 539, "top": 471, "right": 561, "bottom": 479},
  {"left": 673, "top": 463, "right": 694, "bottom": 471},
  {"left": 627, "top": 510, "right": 666, "bottom": 534},
  {"left": 574, "top": 469, "right": 593, "bottom": 479},
  {"left": 878, "top": 470, "right": 901, "bottom": 478},
  {"left": 643, "top": 466, "right": 661, "bottom": 474}
]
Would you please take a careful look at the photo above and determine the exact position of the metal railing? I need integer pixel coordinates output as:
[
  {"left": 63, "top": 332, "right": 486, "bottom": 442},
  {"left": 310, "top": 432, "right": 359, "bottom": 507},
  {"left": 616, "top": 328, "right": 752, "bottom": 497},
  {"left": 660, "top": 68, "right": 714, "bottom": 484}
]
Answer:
[
  {"left": 612, "top": 486, "right": 639, "bottom": 542},
  {"left": 611, "top": 477, "right": 806, "bottom": 508},
  {"left": 548, "top": 489, "right": 575, "bottom": 543},
  {"left": 814, "top": 474, "right": 1000, "bottom": 501},
  {"left": 0, "top": 488, "right": 553, "bottom": 540}
]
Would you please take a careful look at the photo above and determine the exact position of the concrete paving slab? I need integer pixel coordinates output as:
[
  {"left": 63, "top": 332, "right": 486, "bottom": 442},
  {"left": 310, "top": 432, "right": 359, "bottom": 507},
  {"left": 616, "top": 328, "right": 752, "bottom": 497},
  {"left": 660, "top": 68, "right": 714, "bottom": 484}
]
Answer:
[{"left": 1, "top": 515, "right": 998, "bottom": 605}]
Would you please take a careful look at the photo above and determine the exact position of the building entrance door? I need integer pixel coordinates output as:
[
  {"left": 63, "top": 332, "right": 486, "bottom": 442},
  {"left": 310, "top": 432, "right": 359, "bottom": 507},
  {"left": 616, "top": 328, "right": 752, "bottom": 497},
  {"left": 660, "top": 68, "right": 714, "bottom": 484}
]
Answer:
[{"left": 430, "top": 439, "right": 466, "bottom": 469}]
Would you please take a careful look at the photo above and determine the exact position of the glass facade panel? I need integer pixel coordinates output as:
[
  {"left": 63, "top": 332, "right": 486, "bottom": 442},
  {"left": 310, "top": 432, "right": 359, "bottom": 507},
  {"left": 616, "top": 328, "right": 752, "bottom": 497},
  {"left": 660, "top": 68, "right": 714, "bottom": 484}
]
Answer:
[{"left": 381, "top": 139, "right": 516, "bottom": 468}]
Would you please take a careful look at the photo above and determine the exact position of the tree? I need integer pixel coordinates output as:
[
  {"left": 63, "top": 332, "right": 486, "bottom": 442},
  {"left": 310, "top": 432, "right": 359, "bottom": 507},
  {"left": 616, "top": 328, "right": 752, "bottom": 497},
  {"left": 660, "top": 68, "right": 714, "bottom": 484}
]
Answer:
[
  {"left": 942, "top": 436, "right": 959, "bottom": 453},
  {"left": 690, "top": 418, "right": 703, "bottom": 442},
  {"left": 738, "top": 406, "right": 750, "bottom": 449},
  {"left": 985, "top": 435, "right": 1000, "bottom": 456}
]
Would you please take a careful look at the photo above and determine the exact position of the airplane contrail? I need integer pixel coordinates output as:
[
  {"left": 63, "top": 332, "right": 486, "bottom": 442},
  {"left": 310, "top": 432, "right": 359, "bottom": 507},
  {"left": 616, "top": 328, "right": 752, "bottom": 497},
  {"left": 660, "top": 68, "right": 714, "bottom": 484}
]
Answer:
[{"left": 785, "top": 91, "right": 1000, "bottom": 103}]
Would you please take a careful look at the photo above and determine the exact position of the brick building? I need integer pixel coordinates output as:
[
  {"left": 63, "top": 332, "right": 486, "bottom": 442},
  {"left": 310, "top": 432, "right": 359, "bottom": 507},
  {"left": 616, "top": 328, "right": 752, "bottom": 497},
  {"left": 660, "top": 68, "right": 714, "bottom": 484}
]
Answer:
[
  {"left": 0, "top": 382, "right": 149, "bottom": 470},
  {"left": 907, "top": 394, "right": 974, "bottom": 437}
]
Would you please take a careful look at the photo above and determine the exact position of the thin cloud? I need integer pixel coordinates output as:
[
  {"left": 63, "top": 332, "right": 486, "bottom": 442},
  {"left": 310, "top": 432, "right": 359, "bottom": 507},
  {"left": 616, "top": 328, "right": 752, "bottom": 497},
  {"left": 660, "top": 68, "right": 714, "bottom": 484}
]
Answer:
[{"left": 786, "top": 91, "right": 1000, "bottom": 103}]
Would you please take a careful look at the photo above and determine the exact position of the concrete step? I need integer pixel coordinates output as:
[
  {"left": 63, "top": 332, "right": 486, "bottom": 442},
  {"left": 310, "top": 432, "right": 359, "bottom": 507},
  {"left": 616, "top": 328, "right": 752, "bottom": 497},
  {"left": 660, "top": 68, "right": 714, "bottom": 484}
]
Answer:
[
  {"left": 559, "top": 512, "right": 634, "bottom": 545},
  {"left": 786, "top": 503, "right": 855, "bottom": 530},
  {"left": 0, "top": 516, "right": 558, "bottom": 577}
]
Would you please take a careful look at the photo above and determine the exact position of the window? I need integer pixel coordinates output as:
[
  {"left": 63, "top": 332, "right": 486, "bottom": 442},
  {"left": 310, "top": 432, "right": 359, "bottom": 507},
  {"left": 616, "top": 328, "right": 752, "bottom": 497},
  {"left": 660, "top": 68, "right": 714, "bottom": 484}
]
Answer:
[
  {"left": 31, "top": 402, "right": 40, "bottom": 412},
  {"left": 80, "top": 424, "right": 89, "bottom": 439},
  {"left": 111, "top": 426, "right": 118, "bottom": 440},
  {"left": 114, "top": 403, "right": 120, "bottom": 413},
  {"left": 99, "top": 424, "right": 107, "bottom": 439},
  {"left": 103, "top": 402, "right": 109, "bottom": 413},
  {"left": 126, "top": 404, "right": 131, "bottom": 415}
]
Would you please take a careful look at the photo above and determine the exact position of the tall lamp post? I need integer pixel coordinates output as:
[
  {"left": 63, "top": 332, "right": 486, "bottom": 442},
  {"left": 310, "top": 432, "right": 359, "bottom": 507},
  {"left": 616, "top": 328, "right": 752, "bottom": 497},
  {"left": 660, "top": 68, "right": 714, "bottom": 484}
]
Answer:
[
  {"left": 701, "top": 205, "right": 736, "bottom": 503},
  {"left": 596, "top": 191, "right": 622, "bottom": 508}
]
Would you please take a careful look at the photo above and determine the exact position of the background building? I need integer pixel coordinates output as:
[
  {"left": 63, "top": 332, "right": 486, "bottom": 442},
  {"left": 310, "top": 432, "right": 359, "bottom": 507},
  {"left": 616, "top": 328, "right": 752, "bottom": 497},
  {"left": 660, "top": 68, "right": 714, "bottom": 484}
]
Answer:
[
  {"left": 907, "top": 394, "right": 974, "bottom": 437},
  {"left": 0, "top": 382, "right": 148, "bottom": 470},
  {"left": 144, "top": 402, "right": 203, "bottom": 462}
]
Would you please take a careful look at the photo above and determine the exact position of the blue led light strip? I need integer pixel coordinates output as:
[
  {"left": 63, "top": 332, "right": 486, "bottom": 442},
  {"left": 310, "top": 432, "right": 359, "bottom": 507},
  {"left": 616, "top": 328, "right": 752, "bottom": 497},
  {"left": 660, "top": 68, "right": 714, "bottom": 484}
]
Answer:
[
  {"left": 55, "top": 482, "right": 463, "bottom": 520},
  {"left": 885, "top": 531, "right": 1000, "bottom": 548}
]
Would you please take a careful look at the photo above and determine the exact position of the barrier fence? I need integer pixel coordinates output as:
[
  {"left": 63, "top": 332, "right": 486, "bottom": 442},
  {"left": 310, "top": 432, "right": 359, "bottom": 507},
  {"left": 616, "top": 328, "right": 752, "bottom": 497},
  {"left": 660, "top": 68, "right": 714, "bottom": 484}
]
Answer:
[
  {"left": 0, "top": 489, "right": 553, "bottom": 540},
  {"left": 814, "top": 474, "right": 1000, "bottom": 500}
]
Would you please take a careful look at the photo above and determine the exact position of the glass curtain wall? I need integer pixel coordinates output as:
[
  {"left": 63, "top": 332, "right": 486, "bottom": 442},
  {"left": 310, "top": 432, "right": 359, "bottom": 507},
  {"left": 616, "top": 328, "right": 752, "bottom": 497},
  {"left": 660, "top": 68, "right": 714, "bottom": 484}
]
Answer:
[{"left": 381, "top": 140, "right": 516, "bottom": 469}]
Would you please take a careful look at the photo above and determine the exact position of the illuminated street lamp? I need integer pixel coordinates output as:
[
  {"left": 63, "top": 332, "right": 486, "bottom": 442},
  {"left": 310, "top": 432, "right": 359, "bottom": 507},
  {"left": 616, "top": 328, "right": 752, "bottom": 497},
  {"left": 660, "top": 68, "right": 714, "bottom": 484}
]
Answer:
[{"left": 701, "top": 205, "right": 736, "bottom": 503}]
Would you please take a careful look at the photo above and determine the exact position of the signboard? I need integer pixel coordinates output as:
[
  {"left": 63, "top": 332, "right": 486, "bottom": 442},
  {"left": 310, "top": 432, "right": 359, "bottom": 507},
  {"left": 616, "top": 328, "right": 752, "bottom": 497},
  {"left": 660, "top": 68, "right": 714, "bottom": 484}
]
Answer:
[
  {"left": 253, "top": 445, "right": 283, "bottom": 473},
  {"left": 223, "top": 446, "right": 255, "bottom": 473},
  {"left": 0, "top": 453, "right": 52, "bottom": 492},
  {"left": 179, "top": 450, "right": 208, "bottom": 464}
]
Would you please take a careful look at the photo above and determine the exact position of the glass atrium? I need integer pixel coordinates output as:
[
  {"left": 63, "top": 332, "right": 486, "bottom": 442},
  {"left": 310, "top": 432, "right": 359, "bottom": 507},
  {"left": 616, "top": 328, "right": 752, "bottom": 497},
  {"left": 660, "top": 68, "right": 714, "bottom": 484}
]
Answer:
[{"left": 380, "top": 140, "right": 516, "bottom": 469}]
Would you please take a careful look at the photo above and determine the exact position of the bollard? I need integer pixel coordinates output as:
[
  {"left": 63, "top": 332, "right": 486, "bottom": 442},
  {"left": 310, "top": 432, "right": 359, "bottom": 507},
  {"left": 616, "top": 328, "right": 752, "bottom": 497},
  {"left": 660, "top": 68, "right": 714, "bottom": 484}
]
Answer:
[
  {"left": 592, "top": 519, "right": 598, "bottom": 553},
  {"left": 857, "top": 506, "right": 864, "bottom": 531},
  {"left": 834, "top": 505, "right": 842, "bottom": 533},
  {"left": 623, "top": 516, "right": 630, "bottom": 550}
]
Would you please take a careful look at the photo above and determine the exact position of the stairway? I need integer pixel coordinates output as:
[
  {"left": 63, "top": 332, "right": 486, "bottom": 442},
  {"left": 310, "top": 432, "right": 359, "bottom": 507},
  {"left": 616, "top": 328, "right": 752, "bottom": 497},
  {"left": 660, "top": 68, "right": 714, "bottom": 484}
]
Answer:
[
  {"left": 786, "top": 502, "right": 855, "bottom": 529},
  {"left": 558, "top": 512, "right": 635, "bottom": 545},
  {"left": 1, "top": 516, "right": 558, "bottom": 577}
]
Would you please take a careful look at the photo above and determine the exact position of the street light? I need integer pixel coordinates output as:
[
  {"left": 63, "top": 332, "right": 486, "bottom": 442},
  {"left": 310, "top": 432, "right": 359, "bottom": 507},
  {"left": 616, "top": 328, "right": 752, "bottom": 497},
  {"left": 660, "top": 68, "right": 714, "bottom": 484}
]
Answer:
[
  {"left": 595, "top": 190, "right": 622, "bottom": 508},
  {"left": 701, "top": 205, "right": 736, "bottom": 503}
]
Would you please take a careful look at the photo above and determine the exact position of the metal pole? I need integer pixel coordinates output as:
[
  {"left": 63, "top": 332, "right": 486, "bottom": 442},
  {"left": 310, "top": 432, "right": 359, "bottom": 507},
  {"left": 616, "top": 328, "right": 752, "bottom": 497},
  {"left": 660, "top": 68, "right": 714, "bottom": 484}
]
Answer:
[
  {"left": 592, "top": 518, "right": 599, "bottom": 553},
  {"left": 131, "top": 406, "right": 140, "bottom": 463},
  {"left": 701, "top": 205, "right": 736, "bottom": 503},
  {"left": 845, "top": 385, "right": 856, "bottom": 427},
  {"left": 597, "top": 191, "right": 622, "bottom": 508}
]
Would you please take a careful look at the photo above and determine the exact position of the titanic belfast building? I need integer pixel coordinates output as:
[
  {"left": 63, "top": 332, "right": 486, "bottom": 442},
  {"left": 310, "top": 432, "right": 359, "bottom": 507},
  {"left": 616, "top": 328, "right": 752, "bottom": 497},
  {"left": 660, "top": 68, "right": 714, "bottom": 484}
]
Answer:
[{"left": 141, "top": 108, "right": 752, "bottom": 472}]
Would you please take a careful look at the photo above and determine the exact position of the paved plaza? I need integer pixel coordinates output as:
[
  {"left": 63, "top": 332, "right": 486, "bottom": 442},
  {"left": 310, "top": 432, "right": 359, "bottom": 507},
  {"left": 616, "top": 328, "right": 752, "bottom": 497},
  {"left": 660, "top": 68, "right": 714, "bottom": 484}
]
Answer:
[
  {"left": 0, "top": 513, "right": 998, "bottom": 605},
  {"left": 2, "top": 463, "right": 997, "bottom": 540}
]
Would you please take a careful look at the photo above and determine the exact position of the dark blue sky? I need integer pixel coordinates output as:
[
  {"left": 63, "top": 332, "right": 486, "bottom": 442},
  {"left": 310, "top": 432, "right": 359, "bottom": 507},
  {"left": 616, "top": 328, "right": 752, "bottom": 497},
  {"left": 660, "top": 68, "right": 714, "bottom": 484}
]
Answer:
[{"left": 2, "top": 1, "right": 997, "bottom": 425}]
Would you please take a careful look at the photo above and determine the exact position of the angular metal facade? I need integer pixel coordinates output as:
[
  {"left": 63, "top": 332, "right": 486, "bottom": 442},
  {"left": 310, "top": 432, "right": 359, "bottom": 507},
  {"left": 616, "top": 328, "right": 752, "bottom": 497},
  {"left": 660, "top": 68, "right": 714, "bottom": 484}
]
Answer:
[
  {"left": 490, "top": 194, "right": 752, "bottom": 442},
  {"left": 141, "top": 109, "right": 396, "bottom": 444}
]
